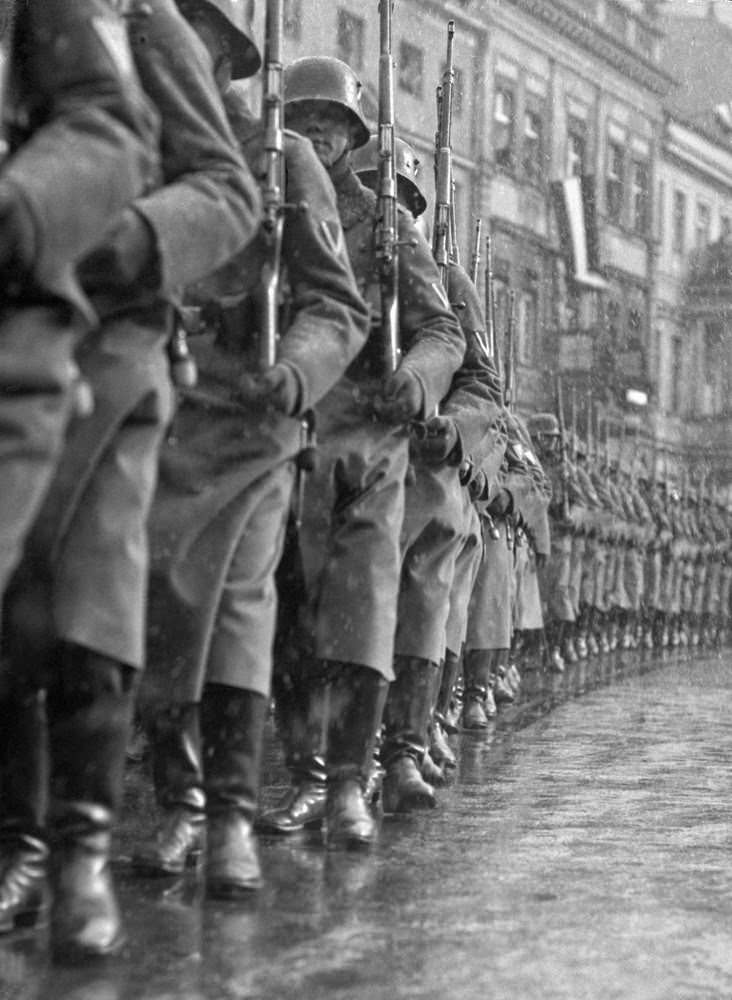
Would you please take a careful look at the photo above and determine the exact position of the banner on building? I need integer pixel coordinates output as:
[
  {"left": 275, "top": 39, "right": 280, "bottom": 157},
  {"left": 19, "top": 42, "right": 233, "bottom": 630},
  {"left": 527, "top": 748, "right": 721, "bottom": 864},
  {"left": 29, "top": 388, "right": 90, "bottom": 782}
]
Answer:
[{"left": 551, "top": 175, "right": 607, "bottom": 291}]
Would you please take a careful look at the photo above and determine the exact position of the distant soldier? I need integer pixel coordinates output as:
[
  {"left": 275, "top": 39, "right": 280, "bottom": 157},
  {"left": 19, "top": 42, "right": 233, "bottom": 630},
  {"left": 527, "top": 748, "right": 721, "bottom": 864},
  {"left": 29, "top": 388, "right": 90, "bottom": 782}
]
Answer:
[{"left": 527, "top": 412, "right": 576, "bottom": 672}]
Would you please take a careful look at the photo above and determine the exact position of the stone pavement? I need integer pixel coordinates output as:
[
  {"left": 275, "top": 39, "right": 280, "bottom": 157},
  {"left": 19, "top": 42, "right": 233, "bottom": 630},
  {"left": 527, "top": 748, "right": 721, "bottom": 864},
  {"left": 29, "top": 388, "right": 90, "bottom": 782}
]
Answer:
[{"left": 2, "top": 647, "right": 731, "bottom": 1000}]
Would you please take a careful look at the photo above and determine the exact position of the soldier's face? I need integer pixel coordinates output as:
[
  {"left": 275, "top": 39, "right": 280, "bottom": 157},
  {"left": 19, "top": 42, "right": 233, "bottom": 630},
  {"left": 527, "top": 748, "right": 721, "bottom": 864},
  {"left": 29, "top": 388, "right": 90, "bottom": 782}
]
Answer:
[
  {"left": 286, "top": 101, "right": 353, "bottom": 168},
  {"left": 180, "top": 4, "right": 232, "bottom": 92}
]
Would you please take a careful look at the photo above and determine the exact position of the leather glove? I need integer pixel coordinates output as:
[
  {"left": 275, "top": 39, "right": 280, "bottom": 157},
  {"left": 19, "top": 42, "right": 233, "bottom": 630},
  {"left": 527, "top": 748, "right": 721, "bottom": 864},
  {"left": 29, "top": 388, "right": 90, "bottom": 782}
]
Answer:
[
  {"left": 237, "top": 363, "right": 301, "bottom": 416},
  {"left": 373, "top": 368, "right": 424, "bottom": 424},
  {"left": 80, "top": 208, "right": 158, "bottom": 289},
  {"left": 412, "top": 415, "right": 460, "bottom": 466},
  {"left": 534, "top": 552, "right": 548, "bottom": 570},
  {"left": 486, "top": 486, "right": 513, "bottom": 518},
  {"left": 0, "top": 187, "right": 35, "bottom": 285}
]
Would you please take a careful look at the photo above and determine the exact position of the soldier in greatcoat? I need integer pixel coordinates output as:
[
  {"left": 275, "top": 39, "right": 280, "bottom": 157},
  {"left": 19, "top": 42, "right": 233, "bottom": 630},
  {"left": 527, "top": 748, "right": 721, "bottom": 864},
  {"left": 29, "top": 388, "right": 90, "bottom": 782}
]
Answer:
[
  {"left": 259, "top": 57, "right": 464, "bottom": 849},
  {"left": 349, "top": 136, "right": 505, "bottom": 806},
  {"left": 0, "top": 0, "right": 260, "bottom": 959},
  {"left": 130, "top": 1, "right": 369, "bottom": 893}
]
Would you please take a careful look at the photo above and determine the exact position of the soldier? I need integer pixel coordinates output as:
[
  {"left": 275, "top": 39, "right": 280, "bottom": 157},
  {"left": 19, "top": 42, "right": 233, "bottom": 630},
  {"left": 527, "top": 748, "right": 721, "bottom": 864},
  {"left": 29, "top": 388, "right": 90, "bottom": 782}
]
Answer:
[
  {"left": 0, "top": 0, "right": 158, "bottom": 949},
  {"left": 0, "top": 0, "right": 260, "bottom": 959},
  {"left": 130, "top": 1, "right": 369, "bottom": 894},
  {"left": 0, "top": 1, "right": 157, "bottom": 602},
  {"left": 462, "top": 411, "right": 532, "bottom": 729},
  {"left": 507, "top": 412, "right": 552, "bottom": 672},
  {"left": 349, "top": 135, "right": 505, "bottom": 805},
  {"left": 527, "top": 412, "right": 575, "bottom": 672},
  {"left": 257, "top": 56, "right": 464, "bottom": 848}
]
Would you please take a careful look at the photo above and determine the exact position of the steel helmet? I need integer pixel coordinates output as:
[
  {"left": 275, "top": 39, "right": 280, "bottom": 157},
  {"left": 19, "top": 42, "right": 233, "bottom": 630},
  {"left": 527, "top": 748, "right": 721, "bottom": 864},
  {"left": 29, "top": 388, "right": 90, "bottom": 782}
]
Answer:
[
  {"left": 350, "top": 135, "right": 428, "bottom": 217},
  {"left": 182, "top": 0, "right": 261, "bottom": 79},
  {"left": 284, "top": 56, "right": 370, "bottom": 149},
  {"left": 527, "top": 413, "right": 560, "bottom": 437}
]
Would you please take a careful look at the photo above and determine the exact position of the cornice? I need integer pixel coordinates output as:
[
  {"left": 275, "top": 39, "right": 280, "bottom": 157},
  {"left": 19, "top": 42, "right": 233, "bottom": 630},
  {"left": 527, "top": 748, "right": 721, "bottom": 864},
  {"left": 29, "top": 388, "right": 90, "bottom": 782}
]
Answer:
[{"left": 505, "top": 0, "right": 676, "bottom": 97}]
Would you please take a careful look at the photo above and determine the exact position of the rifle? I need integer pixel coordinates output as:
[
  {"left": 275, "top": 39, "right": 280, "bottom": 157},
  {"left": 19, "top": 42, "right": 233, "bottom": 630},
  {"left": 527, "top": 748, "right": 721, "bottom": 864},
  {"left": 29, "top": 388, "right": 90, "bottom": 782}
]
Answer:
[
  {"left": 504, "top": 289, "right": 516, "bottom": 411},
  {"left": 261, "top": 0, "right": 316, "bottom": 526},
  {"left": 258, "top": 0, "right": 285, "bottom": 373},
  {"left": 555, "top": 373, "right": 571, "bottom": 523},
  {"left": 570, "top": 384, "right": 577, "bottom": 463},
  {"left": 376, "top": 0, "right": 400, "bottom": 374},
  {"left": 469, "top": 218, "right": 482, "bottom": 285},
  {"left": 586, "top": 392, "right": 594, "bottom": 463},
  {"left": 450, "top": 175, "right": 460, "bottom": 267},
  {"left": 485, "top": 233, "right": 500, "bottom": 372},
  {"left": 432, "top": 19, "right": 455, "bottom": 288}
]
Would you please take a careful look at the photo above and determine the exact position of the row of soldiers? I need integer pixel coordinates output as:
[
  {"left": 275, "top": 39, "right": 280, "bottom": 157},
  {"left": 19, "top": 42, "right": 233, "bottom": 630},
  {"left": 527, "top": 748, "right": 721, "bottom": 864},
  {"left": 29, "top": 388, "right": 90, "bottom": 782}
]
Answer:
[
  {"left": 0, "top": 0, "right": 728, "bottom": 969},
  {"left": 535, "top": 422, "right": 732, "bottom": 673}
]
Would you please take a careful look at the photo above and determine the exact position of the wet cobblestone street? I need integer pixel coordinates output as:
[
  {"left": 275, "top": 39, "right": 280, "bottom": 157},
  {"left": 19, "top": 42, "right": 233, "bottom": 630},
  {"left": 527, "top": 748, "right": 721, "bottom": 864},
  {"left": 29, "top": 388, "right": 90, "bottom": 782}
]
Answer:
[{"left": 2, "top": 648, "right": 731, "bottom": 1000}]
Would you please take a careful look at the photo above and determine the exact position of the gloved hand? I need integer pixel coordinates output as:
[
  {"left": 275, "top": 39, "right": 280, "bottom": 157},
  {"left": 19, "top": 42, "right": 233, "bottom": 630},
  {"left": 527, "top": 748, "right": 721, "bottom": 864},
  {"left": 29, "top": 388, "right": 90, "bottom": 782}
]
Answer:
[
  {"left": 412, "top": 415, "right": 460, "bottom": 466},
  {"left": 0, "top": 188, "right": 35, "bottom": 284},
  {"left": 80, "top": 208, "right": 157, "bottom": 289},
  {"left": 486, "top": 486, "right": 513, "bottom": 518},
  {"left": 237, "top": 363, "right": 301, "bottom": 416},
  {"left": 534, "top": 552, "right": 548, "bottom": 570},
  {"left": 373, "top": 368, "right": 424, "bottom": 424}
]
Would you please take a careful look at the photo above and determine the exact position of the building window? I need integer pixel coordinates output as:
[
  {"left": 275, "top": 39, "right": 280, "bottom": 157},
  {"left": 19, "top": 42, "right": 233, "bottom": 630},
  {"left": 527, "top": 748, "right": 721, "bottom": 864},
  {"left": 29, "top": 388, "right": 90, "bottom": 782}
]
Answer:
[
  {"left": 606, "top": 298, "right": 622, "bottom": 346},
  {"left": 672, "top": 190, "right": 686, "bottom": 254},
  {"left": 398, "top": 41, "right": 424, "bottom": 98},
  {"left": 517, "top": 282, "right": 539, "bottom": 364},
  {"left": 721, "top": 216, "right": 732, "bottom": 242},
  {"left": 631, "top": 159, "right": 649, "bottom": 235},
  {"left": 566, "top": 119, "right": 586, "bottom": 178},
  {"left": 522, "top": 107, "right": 544, "bottom": 183},
  {"left": 283, "top": 0, "right": 302, "bottom": 39},
  {"left": 627, "top": 305, "right": 644, "bottom": 348},
  {"left": 671, "top": 336, "right": 682, "bottom": 413},
  {"left": 695, "top": 201, "right": 711, "bottom": 249},
  {"left": 606, "top": 140, "right": 625, "bottom": 224},
  {"left": 493, "top": 84, "right": 515, "bottom": 170},
  {"left": 336, "top": 10, "right": 365, "bottom": 70},
  {"left": 704, "top": 321, "right": 721, "bottom": 388},
  {"left": 657, "top": 180, "right": 665, "bottom": 244}
]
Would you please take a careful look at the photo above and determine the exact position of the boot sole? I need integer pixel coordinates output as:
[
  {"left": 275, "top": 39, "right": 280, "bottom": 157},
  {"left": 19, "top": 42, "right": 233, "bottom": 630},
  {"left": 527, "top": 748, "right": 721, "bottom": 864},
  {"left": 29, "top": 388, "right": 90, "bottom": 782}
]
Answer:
[
  {"left": 131, "top": 849, "right": 203, "bottom": 877},
  {"left": 255, "top": 815, "right": 324, "bottom": 835},
  {"left": 325, "top": 833, "right": 374, "bottom": 851},
  {"left": 51, "top": 930, "right": 127, "bottom": 965},
  {"left": 206, "top": 877, "right": 263, "bottom": 898}
]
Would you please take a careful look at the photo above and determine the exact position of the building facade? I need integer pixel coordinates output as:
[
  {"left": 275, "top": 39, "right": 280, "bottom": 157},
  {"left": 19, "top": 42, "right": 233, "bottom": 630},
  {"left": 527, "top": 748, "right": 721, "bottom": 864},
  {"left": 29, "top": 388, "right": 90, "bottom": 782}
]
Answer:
[{"left": 256, "top": 0, "right": 731, "bottom": 486}]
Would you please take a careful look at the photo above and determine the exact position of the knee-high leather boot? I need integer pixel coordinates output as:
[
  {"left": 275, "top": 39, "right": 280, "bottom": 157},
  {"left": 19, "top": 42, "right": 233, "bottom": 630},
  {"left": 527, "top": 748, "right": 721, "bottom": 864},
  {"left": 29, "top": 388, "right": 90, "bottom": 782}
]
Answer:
[
  {"left": 0, "top": 686, "right": 49, "bottom": 933},
  {"left": 201, "top": 684, "right": 268, "bottom": 898},
  {"left": 46, "top": 644, "right": 136, "bottom": 963},
  {"left": 256, "top": 669, "right": 327, "bottom": 835},
  {"left": 323, "top": 663, "right": 388, "bottom": 850},
  {"left": 132, "top": 703, "right": 205, "bottom": 876},
  {"left": 462, "top": 649, "right": 497, "bottom": 729},
  {"left": 435, "top": 649, "right": 460, "bottom": 735},
  {"left": 381, "top": 657, "right": 439, "bottom": 813}
]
